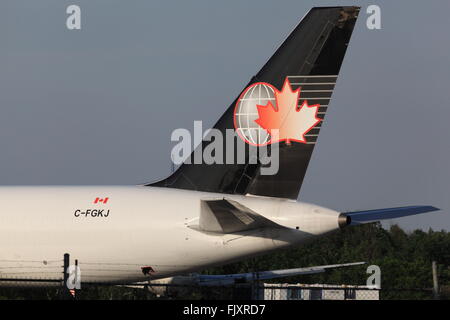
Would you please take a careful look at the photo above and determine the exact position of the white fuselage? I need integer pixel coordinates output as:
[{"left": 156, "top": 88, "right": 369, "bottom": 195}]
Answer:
[{"left": 0, "top": 186, "right": 340, "bottom": 285}]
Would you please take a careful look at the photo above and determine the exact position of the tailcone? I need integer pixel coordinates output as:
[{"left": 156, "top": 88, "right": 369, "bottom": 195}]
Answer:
[{"left": 338, "top": 213, "right": 351, "bottom": 228}]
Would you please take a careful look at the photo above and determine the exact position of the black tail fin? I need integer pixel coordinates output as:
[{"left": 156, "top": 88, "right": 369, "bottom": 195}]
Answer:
[{"left": 148, "top": 6, "right": 360, "bottom": 199}]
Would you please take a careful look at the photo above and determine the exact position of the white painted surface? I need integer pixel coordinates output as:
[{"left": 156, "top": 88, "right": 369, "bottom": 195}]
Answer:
[{"left": 0, "top": 186, "right": 340, "bottom": 284}]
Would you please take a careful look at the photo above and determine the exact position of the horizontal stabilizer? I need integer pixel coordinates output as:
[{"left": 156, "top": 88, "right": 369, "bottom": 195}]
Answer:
[
  {"left": 198, "top": 199, "right": 283, "bottom": 233},
  {"left": 342, "top": 206, "right": 440, "bottom": 225}
]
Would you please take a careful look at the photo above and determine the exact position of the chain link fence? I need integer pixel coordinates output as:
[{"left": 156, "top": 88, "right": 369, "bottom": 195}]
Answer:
[
  {"left": 0, "top": 254, "right": 446, "bottom": 300},
  {"left": 0, "top": 278, "right": 446, "bottom": 300}
]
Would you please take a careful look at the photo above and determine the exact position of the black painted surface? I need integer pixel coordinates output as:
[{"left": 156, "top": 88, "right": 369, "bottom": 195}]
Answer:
[{"left": 148, "top": 7, "right": 359, "bottom": 199}]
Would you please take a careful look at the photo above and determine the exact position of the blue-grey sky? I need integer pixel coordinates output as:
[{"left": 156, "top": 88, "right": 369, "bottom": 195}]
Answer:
[{"left": 0, "top": 1, "right": 449, "bottom": 231}]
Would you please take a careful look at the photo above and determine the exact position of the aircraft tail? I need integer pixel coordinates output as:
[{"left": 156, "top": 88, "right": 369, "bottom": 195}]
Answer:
[{"left": 148, "top": 6, "right": 360, "bottom": 199}]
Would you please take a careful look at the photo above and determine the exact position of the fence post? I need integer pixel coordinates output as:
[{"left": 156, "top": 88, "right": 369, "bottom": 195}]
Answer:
[
  {"left": 432, "top": 261, "right": 439, "bottom": 300},
  {"left": 74, "top": 259, "right": 79, "bottom": 299},
  {"left": 61, "top": 253, "right": 70, "bottom": 299}
]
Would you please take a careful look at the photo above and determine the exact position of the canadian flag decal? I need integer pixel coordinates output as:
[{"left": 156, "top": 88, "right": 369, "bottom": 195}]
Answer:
[{"left": 94, "top": 197, "right": 109, "bottom": 204}]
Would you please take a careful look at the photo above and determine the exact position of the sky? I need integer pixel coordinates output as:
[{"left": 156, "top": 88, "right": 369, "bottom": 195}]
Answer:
[{"left": 0, "top": 0, "right": 449, "bottom": 231}]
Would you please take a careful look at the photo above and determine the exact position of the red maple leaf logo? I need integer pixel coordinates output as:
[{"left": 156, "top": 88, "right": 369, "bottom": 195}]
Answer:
[{"left": 255, "top": 78, "right": 321, "bottom": 144}]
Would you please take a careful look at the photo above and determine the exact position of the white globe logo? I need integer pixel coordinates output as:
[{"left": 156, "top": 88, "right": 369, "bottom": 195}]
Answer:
[{"left": 234, "top": 82, "right": 275, "bottom": 146}]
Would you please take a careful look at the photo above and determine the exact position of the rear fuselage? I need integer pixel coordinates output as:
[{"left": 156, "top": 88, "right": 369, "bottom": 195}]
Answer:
[{"left": 0, "top": 186, "right": 340, "bottom": 284}]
